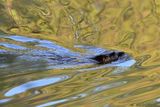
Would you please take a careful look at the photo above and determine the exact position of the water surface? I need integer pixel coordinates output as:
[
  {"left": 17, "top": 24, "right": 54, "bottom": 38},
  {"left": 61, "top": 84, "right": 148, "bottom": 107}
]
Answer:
[{"left": 0, "top": 0, "right": 160, "bottom": 107}]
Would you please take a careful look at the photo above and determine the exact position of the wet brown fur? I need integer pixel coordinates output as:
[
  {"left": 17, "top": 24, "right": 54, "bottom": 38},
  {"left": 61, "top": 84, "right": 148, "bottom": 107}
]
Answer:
[{"left": 92, "top": 52, "right": 125, "bottom": 64}]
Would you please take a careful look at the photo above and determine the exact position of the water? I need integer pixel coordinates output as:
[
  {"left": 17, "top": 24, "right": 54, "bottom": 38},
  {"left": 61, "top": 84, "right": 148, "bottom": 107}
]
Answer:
[{"left": 0, "top": 0, "right": 160, "bottom": 107}]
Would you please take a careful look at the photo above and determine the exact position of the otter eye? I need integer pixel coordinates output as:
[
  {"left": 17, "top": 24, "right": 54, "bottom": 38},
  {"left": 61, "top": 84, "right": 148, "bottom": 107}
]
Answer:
[{"left": 118, "top": 52, "right": 125, "bottom": 57}]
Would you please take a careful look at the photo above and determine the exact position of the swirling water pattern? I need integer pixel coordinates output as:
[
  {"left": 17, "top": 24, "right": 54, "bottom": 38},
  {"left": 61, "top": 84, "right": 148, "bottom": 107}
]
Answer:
[{"left": 0, "top": 0, "right": 160, "bottom": 107}]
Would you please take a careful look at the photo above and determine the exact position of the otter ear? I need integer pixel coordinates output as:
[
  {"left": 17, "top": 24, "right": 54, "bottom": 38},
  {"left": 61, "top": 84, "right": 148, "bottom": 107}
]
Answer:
[{"left": 118, "top": 52, "right": 125, "bottom": 57}]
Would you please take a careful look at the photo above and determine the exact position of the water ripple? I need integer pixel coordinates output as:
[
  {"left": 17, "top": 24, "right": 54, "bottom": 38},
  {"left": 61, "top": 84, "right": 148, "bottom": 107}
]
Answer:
[{"left": 5, "top": 75, "right": 70, "bottom": 97}]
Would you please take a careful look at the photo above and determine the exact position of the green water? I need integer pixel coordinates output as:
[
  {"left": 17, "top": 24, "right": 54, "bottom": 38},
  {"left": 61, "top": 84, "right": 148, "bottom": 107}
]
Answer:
[{"left": 0, "top": 0, "right": 160, "bottom": 107}]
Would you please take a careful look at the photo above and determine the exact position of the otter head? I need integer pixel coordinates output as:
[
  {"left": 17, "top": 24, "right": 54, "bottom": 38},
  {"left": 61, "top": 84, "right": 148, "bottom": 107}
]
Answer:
[{"left": 91, "top": 51, "right": 125, "bottom": 64}]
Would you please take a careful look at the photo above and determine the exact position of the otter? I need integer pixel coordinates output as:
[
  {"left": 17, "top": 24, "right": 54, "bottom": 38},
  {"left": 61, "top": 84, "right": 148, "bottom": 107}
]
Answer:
[{"left": 91, "top": 52, "right": 125, "bottom": 64}]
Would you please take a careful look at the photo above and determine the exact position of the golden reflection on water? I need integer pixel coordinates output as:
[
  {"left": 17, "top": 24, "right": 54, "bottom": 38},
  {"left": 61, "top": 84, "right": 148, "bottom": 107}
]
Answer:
[{"left": 0, "top": 0, "right": 160, "bottom": 107}]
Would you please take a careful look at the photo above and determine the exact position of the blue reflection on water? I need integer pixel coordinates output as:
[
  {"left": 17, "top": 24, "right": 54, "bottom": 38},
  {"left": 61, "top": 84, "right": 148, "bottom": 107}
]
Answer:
[
  {"left": 5, "top": 35, "right": 39, "bottom": 43},
  {"left": 5, "top": 75, "right": 70, "bottom": 97},
  {"left": 36, "top": 99, "right": 68, "bottom": 107},
  {"left": 36, "top": 93, "right": 87, "bottom": 107},
  {"left": 78, "top": 59, "right": 136, "bottom": 72},
  {"left": 116, "top": 59, "right": 136, "bottom": 67},
  {"left": 0, "top": 43, "right": 27, "bottom": 50},
  {"left": 0, "top": 98, "right": 13, "bottom": 104},
  {"left": 5, "top": 35, "right": 80, "bottom": 57},
  {"left": 156, "top": 98, "right": 160, "bottom": 102},
  {"left": 36, "top": 42, "right": 79, "bottom": 57}
]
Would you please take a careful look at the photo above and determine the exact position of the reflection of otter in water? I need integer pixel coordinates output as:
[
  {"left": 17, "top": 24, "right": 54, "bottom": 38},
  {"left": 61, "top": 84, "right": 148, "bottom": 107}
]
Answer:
[{"left": 91, "top": 52, "right": 125, "bottom": 64}]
